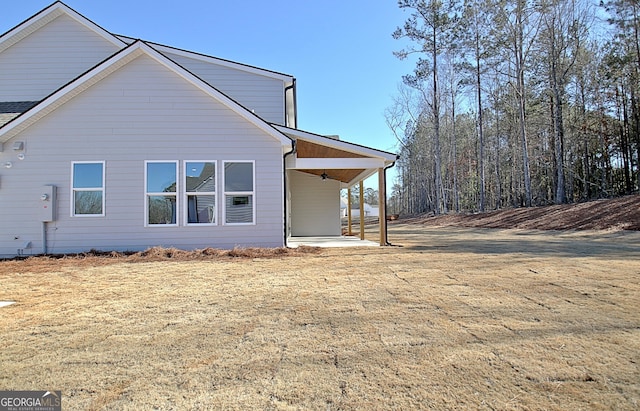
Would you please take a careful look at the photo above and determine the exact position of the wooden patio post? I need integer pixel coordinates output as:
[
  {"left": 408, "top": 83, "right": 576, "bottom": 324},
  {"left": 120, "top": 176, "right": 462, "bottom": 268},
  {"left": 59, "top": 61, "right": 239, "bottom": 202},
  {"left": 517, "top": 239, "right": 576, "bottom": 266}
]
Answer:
[
  {"left": 378, "top": 168, "right": 387, "bottom": 246},
  {"left": 347, "top": 186, "right": 353, "bottom": 236},
  {"left": 359, "top": 180, "right": 365, "bottom": 240}
]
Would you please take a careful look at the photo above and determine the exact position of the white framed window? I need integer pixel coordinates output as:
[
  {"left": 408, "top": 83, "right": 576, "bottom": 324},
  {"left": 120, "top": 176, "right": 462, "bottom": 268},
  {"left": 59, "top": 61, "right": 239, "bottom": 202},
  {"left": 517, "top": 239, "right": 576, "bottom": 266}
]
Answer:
[
  {"left": 185, "top": 161, "right": 216, "bottom": 225},
  {"left": 71, "top": 161, "right": 105, "bottom": 217},
  {"left": 145, "top": 161, "right": 178, "bottom": 226},
  {"left": 223, "top": 161, "right": 255, "bottom": 225}
]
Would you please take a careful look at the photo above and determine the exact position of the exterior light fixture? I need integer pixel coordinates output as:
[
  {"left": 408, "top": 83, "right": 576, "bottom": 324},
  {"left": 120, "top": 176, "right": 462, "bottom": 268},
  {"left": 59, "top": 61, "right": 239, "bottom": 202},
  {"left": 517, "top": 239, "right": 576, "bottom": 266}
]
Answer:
[
  {"left": 321, "top": 171, "right": 328, "bottom": 180},
  {"left": 4, "top": 161, "right": 12, "bottom": 169}
]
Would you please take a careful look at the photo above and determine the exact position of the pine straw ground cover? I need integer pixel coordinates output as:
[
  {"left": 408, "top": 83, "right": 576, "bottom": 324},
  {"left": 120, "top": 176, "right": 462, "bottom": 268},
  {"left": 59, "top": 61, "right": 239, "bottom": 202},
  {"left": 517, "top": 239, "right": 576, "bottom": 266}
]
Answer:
[{"left": 1, "top": 225, "right": 639, "bottom": 410}]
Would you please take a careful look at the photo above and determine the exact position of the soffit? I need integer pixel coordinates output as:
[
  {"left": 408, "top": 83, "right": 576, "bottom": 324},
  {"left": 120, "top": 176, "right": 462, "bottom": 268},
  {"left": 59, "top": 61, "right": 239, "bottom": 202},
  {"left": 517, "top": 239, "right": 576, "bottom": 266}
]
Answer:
[
  {"left": 296, "top": 140, "right": 367, "bottom": 159},
  {"left": 286, "top": 132, "right": 395, "bottom": 185},
  {"left": 298, "top": 169, "right": 366, "bottom": 184}
]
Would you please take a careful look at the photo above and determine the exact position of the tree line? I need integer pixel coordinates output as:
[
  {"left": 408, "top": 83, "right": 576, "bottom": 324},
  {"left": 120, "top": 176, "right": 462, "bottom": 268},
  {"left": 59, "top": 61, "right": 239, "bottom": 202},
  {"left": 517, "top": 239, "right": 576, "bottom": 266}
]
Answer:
[{"left": 386, "top": 0, "right": 639, "bottom": 214}]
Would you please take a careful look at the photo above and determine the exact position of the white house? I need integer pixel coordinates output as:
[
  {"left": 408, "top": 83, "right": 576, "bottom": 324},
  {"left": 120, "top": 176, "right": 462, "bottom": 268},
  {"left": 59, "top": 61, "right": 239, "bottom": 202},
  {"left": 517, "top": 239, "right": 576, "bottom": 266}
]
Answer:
[
  {"left": 0, "top": 2, "right": 397, "bottom": 257},
  {"left": 340, "top": 198, "right": 380, "bottom": 219}
]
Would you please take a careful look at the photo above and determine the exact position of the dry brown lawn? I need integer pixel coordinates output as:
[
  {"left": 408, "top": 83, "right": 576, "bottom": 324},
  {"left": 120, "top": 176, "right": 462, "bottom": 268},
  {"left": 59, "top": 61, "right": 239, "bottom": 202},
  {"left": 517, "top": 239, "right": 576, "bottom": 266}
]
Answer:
[{"left": 1, "top": 224, "right": 639, "bottom": 410}]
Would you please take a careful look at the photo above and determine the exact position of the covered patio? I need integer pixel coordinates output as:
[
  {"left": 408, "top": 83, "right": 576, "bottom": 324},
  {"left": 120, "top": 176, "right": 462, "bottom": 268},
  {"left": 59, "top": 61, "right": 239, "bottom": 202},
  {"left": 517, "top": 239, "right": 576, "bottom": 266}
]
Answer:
[{"left": 274, "top": 125, "right": 397, "bottom": 247}]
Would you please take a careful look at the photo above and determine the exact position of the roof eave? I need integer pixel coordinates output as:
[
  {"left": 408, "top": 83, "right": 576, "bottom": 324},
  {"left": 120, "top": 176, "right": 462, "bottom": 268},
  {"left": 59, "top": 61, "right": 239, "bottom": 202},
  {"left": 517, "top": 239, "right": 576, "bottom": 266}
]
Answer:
[
  {"left": 272, "top": 124, "right": 397, "bottom": 162},
  {"left": 115, "top": 35, "right": 295, "bottom": 86}
]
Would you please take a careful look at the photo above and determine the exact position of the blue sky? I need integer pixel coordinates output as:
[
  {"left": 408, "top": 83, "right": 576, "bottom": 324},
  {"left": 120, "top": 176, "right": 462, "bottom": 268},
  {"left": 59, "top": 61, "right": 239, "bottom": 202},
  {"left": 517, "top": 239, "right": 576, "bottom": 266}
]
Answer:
[{"left": 3, "top": 1, "right": 415, "bottom": 187}]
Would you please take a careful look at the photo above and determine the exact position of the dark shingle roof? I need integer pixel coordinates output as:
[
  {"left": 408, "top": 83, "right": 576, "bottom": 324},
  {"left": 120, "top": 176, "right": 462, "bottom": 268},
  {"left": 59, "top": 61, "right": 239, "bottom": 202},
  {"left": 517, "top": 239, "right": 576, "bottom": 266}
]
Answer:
[
  {"left": 0, "top": 101, "right": 39, "bottom": 114},
  {"left": 0, "top": 101, "right": 39, "bottom": 127}
]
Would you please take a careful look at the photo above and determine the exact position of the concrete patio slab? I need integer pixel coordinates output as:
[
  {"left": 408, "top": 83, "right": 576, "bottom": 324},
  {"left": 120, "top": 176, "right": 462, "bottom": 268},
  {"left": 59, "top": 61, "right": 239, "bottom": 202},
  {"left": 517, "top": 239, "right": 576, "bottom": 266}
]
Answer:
[{"left": 287, "top": 236, "right": 379, "bottom": 248}]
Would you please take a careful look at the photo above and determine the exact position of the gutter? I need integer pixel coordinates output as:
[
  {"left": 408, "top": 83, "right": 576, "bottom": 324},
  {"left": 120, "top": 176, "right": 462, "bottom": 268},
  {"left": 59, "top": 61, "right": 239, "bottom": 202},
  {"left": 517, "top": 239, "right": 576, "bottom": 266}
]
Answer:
[{"left": 283, "top": 139, "right": 297, "bottom": 246}]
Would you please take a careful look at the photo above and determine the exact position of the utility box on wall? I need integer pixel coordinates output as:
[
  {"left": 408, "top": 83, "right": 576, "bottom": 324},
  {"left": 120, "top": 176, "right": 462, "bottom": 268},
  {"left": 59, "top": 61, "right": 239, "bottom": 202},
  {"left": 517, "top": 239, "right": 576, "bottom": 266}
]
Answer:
[{"left": 40, "top": 185, "right": 57, "bottom": 222}]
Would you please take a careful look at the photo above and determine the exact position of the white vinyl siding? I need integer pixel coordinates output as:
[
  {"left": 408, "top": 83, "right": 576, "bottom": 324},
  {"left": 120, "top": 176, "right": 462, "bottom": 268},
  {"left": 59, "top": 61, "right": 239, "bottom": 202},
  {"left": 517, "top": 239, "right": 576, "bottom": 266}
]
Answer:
[
  {"left": 0, "top": 14, "right": 119, "bottom": 101},
  {"left": 0, "top": 54, "right": 285, "bottom": 256},
  {"left": 71, "top": 161, "right": 105, "bottom": 217},
  {"left": 289, "top": 170, "right": 341, "bottom": 236},
  {"left": 164, "top": 52, "right": 286, "bottom": 125}
]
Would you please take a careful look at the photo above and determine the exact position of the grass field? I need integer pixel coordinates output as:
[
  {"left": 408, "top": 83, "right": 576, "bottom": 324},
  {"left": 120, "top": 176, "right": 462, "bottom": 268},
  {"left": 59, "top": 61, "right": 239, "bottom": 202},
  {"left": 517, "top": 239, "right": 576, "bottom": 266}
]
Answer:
[{"left": 1, "top": 224, "right": 639, "bottom": 410}]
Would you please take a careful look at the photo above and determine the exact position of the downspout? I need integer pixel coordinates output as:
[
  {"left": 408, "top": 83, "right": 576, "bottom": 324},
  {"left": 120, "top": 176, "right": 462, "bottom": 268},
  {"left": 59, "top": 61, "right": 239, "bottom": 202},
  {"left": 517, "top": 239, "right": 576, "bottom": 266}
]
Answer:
[
  {"left": 284, "top": 79, "right": 297, "bottom": 129},
  {"left": 282, "top": 80, "right": 297, "bottom": 246},
  {"left": 283, "top": 139, "right": 297, "bottom": 247},
  {"left": 383, "top": 157, "right": 399, "bottom": 246},
  {"left": 42, "top": 222, "right": 47, "bottom": 254}
]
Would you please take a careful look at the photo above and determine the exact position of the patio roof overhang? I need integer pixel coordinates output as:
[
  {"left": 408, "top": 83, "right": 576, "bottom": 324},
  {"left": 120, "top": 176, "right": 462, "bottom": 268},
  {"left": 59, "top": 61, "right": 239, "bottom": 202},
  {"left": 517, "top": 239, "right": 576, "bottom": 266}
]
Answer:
[
  {"left": 291, "top": 140, "right": 386, "bottom": 186},
  {"left": 273, "top": 125, "right": 397, "bottom": 187},
  {"left": 273, "top": 124, "right": 398, "bottom": 246}
]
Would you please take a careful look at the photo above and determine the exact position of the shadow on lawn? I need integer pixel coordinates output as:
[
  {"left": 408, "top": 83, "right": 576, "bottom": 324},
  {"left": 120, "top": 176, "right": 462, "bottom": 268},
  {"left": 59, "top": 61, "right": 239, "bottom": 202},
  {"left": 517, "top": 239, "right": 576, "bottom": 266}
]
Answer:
[{"left": 390, "top": 227, "right": 640, "bottom": 259}]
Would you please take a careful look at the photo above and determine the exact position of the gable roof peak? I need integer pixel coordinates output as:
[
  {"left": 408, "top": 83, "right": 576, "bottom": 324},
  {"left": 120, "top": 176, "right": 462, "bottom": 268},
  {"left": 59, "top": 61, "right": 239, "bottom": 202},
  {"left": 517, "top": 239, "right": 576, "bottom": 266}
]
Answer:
[{"left": 0, "top": 1, "right": 126, "bottom": 54}]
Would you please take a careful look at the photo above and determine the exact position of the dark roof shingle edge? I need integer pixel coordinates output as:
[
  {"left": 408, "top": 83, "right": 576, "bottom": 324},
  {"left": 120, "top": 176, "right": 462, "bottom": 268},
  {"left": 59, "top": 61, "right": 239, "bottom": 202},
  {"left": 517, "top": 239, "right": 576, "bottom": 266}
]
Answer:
[{"left": 0, "top": 101, "right": 40, "bottom": 114}]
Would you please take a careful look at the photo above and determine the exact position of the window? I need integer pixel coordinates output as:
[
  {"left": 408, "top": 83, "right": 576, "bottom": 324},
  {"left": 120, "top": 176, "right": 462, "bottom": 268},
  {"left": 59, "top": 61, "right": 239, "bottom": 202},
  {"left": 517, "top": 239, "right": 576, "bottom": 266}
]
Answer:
[
  {"left": 146, "top": 161, "right": 178, "bottom": 225},
  {"left": 185, "top": 161, "right": 216, "bottom": 225},
  {"left": 143, "top": 160, "right": 256, "bottom": 226},
  {"left": 223, "top": 161, "right": 255, "bottom": 224},
  {"left": 72, "top": 162, "right": 105, "bottom": 216}
]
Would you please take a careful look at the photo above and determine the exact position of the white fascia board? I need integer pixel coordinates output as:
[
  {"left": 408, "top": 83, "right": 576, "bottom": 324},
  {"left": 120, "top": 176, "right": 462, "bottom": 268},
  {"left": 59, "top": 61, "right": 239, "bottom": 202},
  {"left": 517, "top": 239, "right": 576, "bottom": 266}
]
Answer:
[
  {"left": 273, "top": 125, "right": 397, "bottom": 162},
  {"left": 288, "top": 157, "right": 386, "bottom": 170},
  {"left": 139, "top": 41, "right": 295, "bottom": 86},
  {"left": 52, "top": 3, "right": 126, "bottom": 48},
  {"left": 0, "top": 5, "right": 62, "bottom": 52},
  {"left": 0, "top": 2, "right": 126, "bottom": 54},
  {"left": 115, "top": 35, "right": 294, "bottom": 87}
]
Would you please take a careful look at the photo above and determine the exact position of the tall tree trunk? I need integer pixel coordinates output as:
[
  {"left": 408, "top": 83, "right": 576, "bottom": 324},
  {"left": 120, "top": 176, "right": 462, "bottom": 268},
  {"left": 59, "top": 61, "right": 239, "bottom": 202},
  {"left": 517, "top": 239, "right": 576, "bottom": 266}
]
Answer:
[
  {"left": 551, "top": 60, "right": 566, "bottom": 204},
  {"left": 632, "top": 87, "right": 640, "bottom": 191},
  {"left": 495, "top": 104, "right": 502, "bottom": 209},
  {"left": 475, "top": 32, "right": 486, "bottom": 212},
  {"left": 579, "top": 71, "right": 590, "bottom": 199},
  {"left": 432, "top": 25, "right": 444, "bottom": 214},
  {"left": 543, "top": 0, "right": 568, "bottom": 204},
  {"left": 600, "top": 107, "right": 610, "bottom": 196},
  {"left": 619, "top": 85, "right": 632, "bottom": 193},
  {"left": 451, "top": 78, "right": 460, "bottom": 212},
  {"left": 631, "top": 3, "right": 640, "bottom": 190},
  {"left": 515, "top": 0, "right": 532, "bottom": 206}
]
